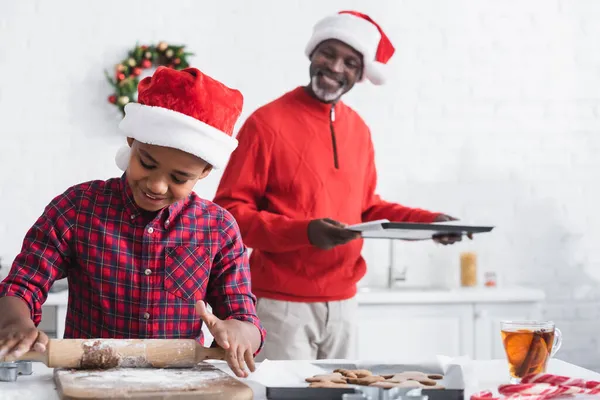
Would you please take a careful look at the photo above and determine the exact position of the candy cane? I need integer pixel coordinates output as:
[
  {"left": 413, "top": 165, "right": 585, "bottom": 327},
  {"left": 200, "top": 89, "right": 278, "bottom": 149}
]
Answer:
[
  {"left": 470, "top": 373, "right": 600, "bottom": 400},
  {"left": 498, "top": 383, "right": 568, "bottom": 396},
  {"left": 470, "top": 391, "right": 556, "bottom": 400},
  {"left": 522, "top": 373, "right": 600, "bottom": 389}
]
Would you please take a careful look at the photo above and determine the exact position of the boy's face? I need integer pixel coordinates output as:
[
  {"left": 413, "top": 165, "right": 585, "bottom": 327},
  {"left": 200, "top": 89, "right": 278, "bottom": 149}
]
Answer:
[{"left": 125, "top": 139, "right": 212, "bottom": 212}]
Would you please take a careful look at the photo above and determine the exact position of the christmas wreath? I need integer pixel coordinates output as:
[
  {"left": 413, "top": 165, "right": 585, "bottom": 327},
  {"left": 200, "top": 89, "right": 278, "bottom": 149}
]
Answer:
[{"left": 105, "top": 41, "right": 193, "bottom": 115}]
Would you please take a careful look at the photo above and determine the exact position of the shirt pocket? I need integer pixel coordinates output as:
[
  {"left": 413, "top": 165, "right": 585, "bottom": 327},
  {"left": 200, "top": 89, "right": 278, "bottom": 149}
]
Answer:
[{"left": 164, "top": 246, "right": 210, "bottom": 302}]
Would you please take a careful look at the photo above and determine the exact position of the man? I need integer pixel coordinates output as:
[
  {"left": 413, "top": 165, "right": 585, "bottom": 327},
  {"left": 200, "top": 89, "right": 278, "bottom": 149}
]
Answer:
[{"left": 213, "top": 10, "right": 464, "bottom": 361}]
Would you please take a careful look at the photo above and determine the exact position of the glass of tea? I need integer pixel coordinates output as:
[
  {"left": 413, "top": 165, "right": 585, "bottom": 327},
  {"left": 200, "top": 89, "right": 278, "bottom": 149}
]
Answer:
[{"left": 500, "top": 321, "right": 562, "bottom": 383}]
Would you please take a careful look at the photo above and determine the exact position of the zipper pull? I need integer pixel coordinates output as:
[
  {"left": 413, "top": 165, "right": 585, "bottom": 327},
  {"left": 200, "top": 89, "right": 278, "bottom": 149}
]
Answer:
[{"left": 330, "top": 105, "right": 335, "bottom": 122}]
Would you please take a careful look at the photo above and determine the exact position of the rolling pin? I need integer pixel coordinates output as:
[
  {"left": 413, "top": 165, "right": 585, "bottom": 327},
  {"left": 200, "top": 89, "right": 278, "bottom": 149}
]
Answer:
[{"left": 0, "top": 339, "right": 226, "bottom": 369}]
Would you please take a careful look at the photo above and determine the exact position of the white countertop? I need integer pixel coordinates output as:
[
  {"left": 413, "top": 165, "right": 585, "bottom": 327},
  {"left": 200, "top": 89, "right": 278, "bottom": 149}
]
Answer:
[
  {"left": 0, "top": 358, "right": 596, "bottom": 400},
  {"left": 356, "top": 285, "right": 545, "bottom": 305},
  {"left": 44, "top": 286, "right": 545, "bottom": 308}
]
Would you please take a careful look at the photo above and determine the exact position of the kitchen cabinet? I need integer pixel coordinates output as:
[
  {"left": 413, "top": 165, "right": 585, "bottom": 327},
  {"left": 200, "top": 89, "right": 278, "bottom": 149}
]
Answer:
[
  {"left": 355, "top": 303, "right": 473, "bottom": 361},
  {"left": 355, "top": 287, "right": 544, "bottom": 360}
]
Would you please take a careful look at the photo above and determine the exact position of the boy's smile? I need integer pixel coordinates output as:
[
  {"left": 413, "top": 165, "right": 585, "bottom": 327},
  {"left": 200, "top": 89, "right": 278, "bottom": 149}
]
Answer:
[{"left": 125, "top": 139, "right": 212, "bottom": 212}]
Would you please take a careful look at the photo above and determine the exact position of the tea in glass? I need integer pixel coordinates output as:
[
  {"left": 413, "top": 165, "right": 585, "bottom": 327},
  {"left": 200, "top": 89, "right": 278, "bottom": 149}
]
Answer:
[{"left": 500, "top": 321, "right": 562, "bottom": 383}]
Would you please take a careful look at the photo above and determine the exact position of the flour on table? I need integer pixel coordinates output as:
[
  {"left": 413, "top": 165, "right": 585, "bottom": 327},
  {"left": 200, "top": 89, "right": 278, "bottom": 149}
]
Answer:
[{"left": 56, "top": 368, "right": 229, "bottom": 391}]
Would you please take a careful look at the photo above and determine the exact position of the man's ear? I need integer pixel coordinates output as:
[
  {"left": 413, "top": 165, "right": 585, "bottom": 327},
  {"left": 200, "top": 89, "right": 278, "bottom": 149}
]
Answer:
[{"left": 127, "top": 137, "right": 134, "bottom": 147}]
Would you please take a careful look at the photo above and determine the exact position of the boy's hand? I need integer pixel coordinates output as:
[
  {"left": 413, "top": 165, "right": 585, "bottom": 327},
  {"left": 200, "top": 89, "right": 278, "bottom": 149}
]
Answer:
[
  {"left": 0, "top": 318, "right": 48, "bottom": 359},
  {"left": 195, "top": 301, "right": 257, "bottom": 378}
]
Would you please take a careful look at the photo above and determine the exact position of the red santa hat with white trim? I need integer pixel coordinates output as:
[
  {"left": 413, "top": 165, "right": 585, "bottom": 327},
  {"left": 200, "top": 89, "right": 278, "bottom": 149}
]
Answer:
[
  {"left": 115, "top": 66, "right": 242, "bottom": 171},
  {"left": 305, "top": 10, "right": 396, "bottom": 85}
]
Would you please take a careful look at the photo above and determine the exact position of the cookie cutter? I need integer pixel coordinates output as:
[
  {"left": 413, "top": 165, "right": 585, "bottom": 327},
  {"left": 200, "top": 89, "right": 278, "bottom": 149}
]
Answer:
[
  {"left": 0, "top": 361, "right": 33, "bottom": 382},
  {"left": 343, "top": 394, "right": 372, "bottom": 400},
  {"left": 353, "top": 386, "right": 429, "bottom": 400}
]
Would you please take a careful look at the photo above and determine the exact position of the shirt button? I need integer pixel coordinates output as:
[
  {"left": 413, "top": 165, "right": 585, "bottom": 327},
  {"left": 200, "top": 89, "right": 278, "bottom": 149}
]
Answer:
[
  {"left": 147, "top": 227, "right": 154, "bottom": 234},
  {"left": 143, "top": 312, "right": 150, "bottom": 320},
  {"left": 130, "top": 214, "right": 136, "bottom": 220},
  {"left": 144, "top": 269, "right": 152, "bottom": 276},
  {"left": 165, "top": 219, "right": 170, "bottom": 227}
]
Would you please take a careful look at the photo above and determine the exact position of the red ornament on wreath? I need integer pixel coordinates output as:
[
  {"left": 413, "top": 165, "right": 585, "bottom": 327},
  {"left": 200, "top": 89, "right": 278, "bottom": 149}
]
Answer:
[{"left": 105, "top": 41, "right": 193, "bottom": 116}]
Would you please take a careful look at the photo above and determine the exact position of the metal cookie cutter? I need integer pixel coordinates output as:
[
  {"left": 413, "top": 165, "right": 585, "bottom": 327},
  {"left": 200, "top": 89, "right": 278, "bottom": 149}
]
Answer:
[
  {"left": 352, "top": 386, "right": 430, "bottom": 400},
  {"left": 0, "top": 361, "right": 33, "bottom": 382}
]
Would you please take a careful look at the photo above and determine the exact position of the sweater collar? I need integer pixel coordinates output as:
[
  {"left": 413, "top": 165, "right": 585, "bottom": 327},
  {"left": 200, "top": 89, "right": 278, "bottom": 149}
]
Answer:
[{"left": 290, "top": 86, "right": 342, "bottom": 120}]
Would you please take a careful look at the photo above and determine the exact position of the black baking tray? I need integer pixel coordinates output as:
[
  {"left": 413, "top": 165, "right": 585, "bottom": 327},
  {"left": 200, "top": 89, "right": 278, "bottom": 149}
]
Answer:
[
  {"left": 355, "top": 222, "right": 494, "bottom": 240},
  {"left": 266, "top": 387, "right": 464, "bottom": 400},
  {"left": 266, "top": 387, "right": 357, "bottom": 399},
  {"left": 420, "top": 389, "right": 464, "bottom": 400}
]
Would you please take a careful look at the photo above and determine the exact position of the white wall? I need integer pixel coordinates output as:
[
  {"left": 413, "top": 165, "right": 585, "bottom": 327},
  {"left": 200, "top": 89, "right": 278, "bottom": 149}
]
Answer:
[{"left": 1, "top": 0, "right": 600, "bottom": 370}]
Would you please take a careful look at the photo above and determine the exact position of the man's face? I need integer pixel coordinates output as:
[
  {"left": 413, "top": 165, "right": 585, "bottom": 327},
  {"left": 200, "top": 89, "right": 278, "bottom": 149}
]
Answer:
[
  {"left": 125, "top": 139, "right": 212, "bottom": 212},
  {"left": 308, "top": 39, "right": 363, "bottom": 103}
]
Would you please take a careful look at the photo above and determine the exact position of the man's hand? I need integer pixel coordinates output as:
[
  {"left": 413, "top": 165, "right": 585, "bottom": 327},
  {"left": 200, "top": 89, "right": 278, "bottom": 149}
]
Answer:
[
  {"left": 0, "top": 318, "right": 48, "bottom": 359},
  {"left": 195, "top": 301, "right": 259, "bottom": 378},
  {"left": 307, "top": 218, "right": 361, "bottom": 250},
  {"left": 432, "top": 214, "right": 473, "bottom": 245}
]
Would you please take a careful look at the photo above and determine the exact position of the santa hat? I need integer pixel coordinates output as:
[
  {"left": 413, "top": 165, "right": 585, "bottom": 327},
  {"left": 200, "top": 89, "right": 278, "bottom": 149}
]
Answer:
[
  {"left": 304, "top": 10, "right": 395, "bottom": 85},
  {"left": 115, "top": 66, "right": 242, "bottom": 171}
]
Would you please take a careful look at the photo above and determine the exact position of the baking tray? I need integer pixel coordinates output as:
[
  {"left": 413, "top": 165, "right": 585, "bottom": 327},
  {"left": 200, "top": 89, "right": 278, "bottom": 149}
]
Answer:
[
  {"left": 348, "top": 221, "right": 494, "bottom": 240},
  {"left": 266, "top": 387, "right": 464, "bottom": 400},
  {"left": 264, "top": 360, "right": 465, "bottom": 400}
]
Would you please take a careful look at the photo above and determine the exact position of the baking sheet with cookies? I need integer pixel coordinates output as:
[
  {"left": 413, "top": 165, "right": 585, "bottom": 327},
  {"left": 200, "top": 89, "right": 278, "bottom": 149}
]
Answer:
[{"left": 248, "top": 359, "right": 465, "bottom": 400}]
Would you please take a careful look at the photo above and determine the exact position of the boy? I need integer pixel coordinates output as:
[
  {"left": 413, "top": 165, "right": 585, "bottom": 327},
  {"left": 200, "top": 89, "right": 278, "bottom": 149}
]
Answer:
[{"left": 0, "top": 66, "right": 264, "bottom": 378}]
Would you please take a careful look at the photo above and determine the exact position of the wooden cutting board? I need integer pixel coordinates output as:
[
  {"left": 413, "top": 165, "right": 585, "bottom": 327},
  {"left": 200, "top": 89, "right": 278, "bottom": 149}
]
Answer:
[{"left": 54, "top": 362, "right": 253, "bottom": 399}]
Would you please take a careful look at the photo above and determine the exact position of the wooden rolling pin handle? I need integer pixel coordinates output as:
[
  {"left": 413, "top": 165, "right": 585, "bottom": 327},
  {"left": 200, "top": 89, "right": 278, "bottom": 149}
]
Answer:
[
  {"left": 2, "top": 350, "right": 48, "bottom": 364},
  {"left": 197, "top": 346, "right": 227, "bottom": 361}
]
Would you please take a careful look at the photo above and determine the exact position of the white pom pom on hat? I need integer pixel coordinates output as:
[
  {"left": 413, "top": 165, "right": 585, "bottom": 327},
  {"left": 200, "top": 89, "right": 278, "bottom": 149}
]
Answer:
[{"left": 115, "top": 145, "right": 131, "bottom": 171}]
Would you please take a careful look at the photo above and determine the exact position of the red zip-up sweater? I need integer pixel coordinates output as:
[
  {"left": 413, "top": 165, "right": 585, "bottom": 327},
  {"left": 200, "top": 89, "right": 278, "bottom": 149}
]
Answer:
[{"left": 214, "top": 87, "right": 440, "bottom": 302}]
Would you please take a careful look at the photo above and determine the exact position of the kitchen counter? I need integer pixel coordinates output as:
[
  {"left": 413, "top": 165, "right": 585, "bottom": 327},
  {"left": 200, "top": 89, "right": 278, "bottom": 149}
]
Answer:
[
  {"left": 1, "top": 358, "right": 598, "bottom": 400},
  {"left": 356, "top": 285, "right": 545, "bottom": 305}
]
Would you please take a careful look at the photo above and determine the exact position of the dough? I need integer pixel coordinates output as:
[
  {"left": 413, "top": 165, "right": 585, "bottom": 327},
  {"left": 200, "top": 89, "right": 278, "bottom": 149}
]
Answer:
[
  {"left": 308, "top": 381, "right": 352, "bottom": 388},
  {"left": 305, "top": 373, "right": 347, "bottom": 384},
  {"left": 370, "top": 380, "right": 423, "bottom": 389},
  {"left": 381, "top": 371, "right": 440, "bottom": 386},
  {"left": 346, "top": 375, "right": 386, "bottom": 385},
  {"left": 306, "top": 369, "right": 445, "bottom": 390},
  {"left": 333, "top": 368, "right": 372, "bottom": 378}
]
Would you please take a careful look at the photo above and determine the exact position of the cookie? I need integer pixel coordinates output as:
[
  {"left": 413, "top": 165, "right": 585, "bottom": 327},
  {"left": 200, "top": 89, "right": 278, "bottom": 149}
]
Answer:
[
  {"left": 305, "top": 372, "right": 347, "bottom": 384},
  {"left": 401, "top": 370, "right": 444, "bottom": 380},
  {"left": 333, "top": 368, "right": 373, "bottom": 379},
  {"left": 381, "top": 371, "right": 441, "bottom": 386},
  {"left": 308, "top": 381, "right": 352, "bottom": 388},
  {"left": 347, "top": 375, "right": 385, "bottom": 385},
  {"left": 333, "top": 369, "right": 358, "bottom": 379},
  {"left": 370, "top": 380, "right": 417, "bottom": 389}
]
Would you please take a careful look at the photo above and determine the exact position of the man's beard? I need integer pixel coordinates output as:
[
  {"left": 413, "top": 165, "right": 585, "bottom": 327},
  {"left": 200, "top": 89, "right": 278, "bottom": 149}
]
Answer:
[{"left": 310, "top": 72, "right": 346, "bottom": 103}]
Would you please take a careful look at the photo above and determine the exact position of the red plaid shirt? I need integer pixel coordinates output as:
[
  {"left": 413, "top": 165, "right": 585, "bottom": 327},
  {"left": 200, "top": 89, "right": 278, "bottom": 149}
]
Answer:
[{"left": 0, "top": 175, "right": 264, "bottom": 350}]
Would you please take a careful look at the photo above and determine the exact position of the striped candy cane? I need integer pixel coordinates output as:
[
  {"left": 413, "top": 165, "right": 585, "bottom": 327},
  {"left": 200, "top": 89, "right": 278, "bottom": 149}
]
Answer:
[
  {"left": 470, "top": 373, "right": 600, "bottom": 400},
  {"left": 498, "top": 383, "right": 569, "bottom": 396},
  {"left": 470, "top": 390, "right": 556, "bottom": 400},
  {"left": 522, "top": 373, "right": 600, "bottom": 390}
]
